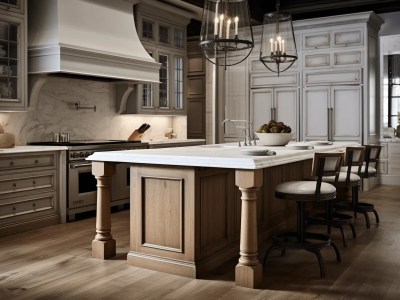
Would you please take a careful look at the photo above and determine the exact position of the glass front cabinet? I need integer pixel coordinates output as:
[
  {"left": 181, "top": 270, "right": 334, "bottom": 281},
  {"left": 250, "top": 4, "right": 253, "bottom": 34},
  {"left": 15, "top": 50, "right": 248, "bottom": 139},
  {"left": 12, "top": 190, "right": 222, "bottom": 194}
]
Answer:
[
  {"left": 0, "top": 0, "right": 27, "bottom": 111},
  {"left": 131, "top": 2, "right": 189, "bottom": 115}
]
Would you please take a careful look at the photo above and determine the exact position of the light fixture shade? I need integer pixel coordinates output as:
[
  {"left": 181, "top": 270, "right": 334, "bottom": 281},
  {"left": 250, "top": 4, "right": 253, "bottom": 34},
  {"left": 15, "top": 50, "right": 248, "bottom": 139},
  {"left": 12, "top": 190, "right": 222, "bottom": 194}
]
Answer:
[
  {"left": 200, "top": 0, "right": 254, "bottom": 67},
  {"left": 260, "top": 12, "right": 297, "bottom": 75}
]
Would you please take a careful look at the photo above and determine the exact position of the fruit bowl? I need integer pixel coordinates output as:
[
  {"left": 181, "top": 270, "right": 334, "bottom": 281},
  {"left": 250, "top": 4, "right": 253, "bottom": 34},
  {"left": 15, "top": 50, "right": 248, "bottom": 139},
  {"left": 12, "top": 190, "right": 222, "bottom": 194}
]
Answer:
[{"left": 255, "top": 132, "right": 292, "bottom": 146}]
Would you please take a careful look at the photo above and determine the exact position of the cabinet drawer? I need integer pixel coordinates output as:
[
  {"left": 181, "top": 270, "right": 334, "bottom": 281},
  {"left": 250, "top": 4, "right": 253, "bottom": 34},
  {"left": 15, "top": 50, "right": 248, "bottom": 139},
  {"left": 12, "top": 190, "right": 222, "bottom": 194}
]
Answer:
[
  {"left": 0, "top": 170, "right": 56, "bottom": 199},
  {"left": 334, "top": 29, "right": 363, "bottom": 47},
  {"left": 250, "top": 72, "right": 299, "bottom": 88},
  {"left": 303, "top": 32, "right": 330, "bottom": 50},
  {"left": 0, "top": 153, "right": 55, "bottom": 171},
  {"left": 303, "top": 69, "right": 362, "bottom": 85},
  {"left": 334, "top": 51, "right": 362, "bottom": 67},
  {"left": 0, "top": 193, "right": 55, "bottom": 220},
  {"left": 304, "top": 53, "right": 330, "bottom": 68}
]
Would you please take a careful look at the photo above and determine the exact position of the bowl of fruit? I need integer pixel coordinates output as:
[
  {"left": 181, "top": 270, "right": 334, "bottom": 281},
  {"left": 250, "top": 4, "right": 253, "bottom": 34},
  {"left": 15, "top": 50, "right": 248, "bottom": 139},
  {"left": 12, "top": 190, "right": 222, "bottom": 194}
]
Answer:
[{"left": 255, "top": 120, "right": 293, "bottom": 146}]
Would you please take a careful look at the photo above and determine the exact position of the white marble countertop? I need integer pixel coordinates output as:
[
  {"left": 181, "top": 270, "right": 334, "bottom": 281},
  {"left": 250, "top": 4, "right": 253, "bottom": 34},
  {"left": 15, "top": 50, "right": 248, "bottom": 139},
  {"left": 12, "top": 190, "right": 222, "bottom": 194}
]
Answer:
[
  {"left": 380, "top": 138, "right": 400, "bottom": 143},
  {"left": 146, "top": 139, "right": 205, "bottom": 145},
  {"left": 0, "top": 145, "right": 68, "bottom": 154},
  {"left": 87, "top": 142, "right": 356, "bottom": 170}
]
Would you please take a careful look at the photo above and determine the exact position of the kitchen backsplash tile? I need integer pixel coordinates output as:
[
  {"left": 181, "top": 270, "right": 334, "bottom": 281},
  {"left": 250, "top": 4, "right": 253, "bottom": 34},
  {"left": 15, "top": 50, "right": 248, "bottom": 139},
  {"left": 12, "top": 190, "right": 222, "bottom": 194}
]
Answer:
[{"left": 0, "top": 77, "right": 187, "bottom": 145}]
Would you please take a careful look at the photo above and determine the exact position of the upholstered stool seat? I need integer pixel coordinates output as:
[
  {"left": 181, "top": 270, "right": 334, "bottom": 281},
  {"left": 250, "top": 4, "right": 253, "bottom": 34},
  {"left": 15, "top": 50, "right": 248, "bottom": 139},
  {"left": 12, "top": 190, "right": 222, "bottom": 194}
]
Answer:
[{"left": 264, "top": 152, "right": 343, "bottom": 278}]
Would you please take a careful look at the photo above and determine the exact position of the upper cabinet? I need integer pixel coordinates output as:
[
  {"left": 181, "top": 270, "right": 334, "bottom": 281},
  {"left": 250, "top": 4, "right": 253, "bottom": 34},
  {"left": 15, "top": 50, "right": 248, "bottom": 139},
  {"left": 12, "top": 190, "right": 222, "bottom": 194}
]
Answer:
[
  {"left": 122, "top": 2, "right": 192, "bottom": 115},
  {"left": 0, "top": 0, "right": 27, "bottom": 111}
]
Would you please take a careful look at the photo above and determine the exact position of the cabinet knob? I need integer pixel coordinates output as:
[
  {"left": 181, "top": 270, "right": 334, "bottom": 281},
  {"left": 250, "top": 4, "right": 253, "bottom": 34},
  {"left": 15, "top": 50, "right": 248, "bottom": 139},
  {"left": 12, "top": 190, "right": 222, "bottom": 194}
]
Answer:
[
  {"left": 10, "top": 161, "right": 14, "bottom": 166},
  {"left": 32, "top": 203, "right": 36, "bottom": 207},
  {"left": 12, "top": 183, "right": 16, "bottom": 187},
  {"left": 32, "top": 180, "right": 36, "bottom": 185},
  {"left": 12, "top": 207, "right": 16, "bottom": 211},
  {"left": 34, "top": 160, "right": 39, "bottom": 163}
]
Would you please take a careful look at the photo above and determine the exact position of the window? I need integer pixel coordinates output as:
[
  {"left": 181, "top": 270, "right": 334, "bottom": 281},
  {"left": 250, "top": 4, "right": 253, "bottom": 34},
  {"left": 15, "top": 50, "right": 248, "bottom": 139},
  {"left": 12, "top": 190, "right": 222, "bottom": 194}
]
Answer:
[
  {"left": 142, "top": 21, "right": 153, "bottom": 39},
  {"left": 385, "top": 55, "right": 400, "bottom": 128},
  {"left": 174, "top": 56, "right": 184, "bottom": 109},
  {"left": 142, "top": 51, "right": 154, "bottom": 107},
  {"left": 159, "top": 25, "right": 169, "bottom": 44},
  {"left": 174, "top": 30, "right": 184, "bottom": 48},
  {"left": 159, "top": 54, "right": 169, "bottom": 108}
]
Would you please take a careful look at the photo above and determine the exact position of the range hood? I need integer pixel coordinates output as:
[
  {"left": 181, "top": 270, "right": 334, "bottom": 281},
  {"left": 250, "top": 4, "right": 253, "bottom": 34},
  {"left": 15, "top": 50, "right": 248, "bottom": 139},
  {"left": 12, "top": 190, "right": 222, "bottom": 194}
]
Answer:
[{"left": 28, "top": 0, "right": 160, "bottom": 83}]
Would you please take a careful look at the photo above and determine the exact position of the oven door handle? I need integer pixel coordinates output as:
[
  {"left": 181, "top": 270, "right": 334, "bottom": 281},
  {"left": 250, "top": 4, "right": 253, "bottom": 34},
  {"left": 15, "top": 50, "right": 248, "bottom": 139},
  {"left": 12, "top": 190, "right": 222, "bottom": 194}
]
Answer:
[{"left": 69, "top": 162, "right": 92, "bottom": 169}]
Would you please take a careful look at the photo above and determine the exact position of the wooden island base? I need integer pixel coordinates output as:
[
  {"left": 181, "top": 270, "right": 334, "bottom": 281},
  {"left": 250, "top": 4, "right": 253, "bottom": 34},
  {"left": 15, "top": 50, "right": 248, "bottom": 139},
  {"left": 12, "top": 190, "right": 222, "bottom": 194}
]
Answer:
[{"left": 122, "top": 160, "right": 311, "bottom": 286}]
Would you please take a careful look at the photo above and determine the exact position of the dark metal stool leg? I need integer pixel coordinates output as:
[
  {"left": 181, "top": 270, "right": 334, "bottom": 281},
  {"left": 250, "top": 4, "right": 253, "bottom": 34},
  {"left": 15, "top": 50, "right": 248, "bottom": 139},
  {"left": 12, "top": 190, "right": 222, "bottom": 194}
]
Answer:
[
  {"left": 330, "top": 241, "right": 341, "bottom": 263},
  {"left": 349, "top": 223, "right": 357, "bottom": 238},
  {"left": 373, "top": 209, "right": 380, "bottom": 224}
]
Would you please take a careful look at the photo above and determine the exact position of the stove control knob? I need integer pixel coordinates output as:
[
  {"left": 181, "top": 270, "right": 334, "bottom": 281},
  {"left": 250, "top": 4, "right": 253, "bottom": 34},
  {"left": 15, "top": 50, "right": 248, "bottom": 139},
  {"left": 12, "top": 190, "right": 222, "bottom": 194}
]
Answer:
[
  {"left": 71, "top": 153, "right": 79, "bottom": 159},
  {"left": 79, "top": 152, "right": 85, "bottom": 158},
  {"left": 85, "top": 152, "right": 92, "bottom": 157}
]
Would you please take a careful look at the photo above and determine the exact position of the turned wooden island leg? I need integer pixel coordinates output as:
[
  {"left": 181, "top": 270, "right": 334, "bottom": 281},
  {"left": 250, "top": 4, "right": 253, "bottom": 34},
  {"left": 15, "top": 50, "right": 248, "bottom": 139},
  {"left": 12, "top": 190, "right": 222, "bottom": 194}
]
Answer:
[
  {"left": 235, "top": 169, "right": 263, "bottom": 289},
  {"left": 91, "top": 162, "right": 116, "bottom": 259}
]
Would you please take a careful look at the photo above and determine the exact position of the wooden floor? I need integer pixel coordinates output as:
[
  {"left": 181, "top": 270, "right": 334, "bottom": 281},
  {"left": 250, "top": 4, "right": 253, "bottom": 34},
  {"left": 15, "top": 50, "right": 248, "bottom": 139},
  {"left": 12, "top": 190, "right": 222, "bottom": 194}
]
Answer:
[{"left": 1, "top": 185, "right": 400, "bottom": 299}]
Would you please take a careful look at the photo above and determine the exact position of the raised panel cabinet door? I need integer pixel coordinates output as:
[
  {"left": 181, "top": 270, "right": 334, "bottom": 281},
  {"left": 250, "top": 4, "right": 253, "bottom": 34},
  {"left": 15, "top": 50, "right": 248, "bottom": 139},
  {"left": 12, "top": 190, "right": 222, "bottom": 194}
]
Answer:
[
  {"left": 250, "top": 88, "right": 273, "bottom": 132},
  {"left": 274, "top": 87, "right": 298, "bottom": 139},
  {"left": 331, "top": 85, "right": 361, "bottom": 141},
  {"left": 302, "top": 86, "right": 329, "bottom": 141}
]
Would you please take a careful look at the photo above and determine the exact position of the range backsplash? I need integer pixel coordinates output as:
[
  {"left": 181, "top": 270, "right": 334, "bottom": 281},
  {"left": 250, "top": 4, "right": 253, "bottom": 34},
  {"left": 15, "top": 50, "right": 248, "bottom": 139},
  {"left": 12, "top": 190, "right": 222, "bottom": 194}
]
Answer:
[{"left": 0, "top": 77, "right": 187, "bottom": 145}]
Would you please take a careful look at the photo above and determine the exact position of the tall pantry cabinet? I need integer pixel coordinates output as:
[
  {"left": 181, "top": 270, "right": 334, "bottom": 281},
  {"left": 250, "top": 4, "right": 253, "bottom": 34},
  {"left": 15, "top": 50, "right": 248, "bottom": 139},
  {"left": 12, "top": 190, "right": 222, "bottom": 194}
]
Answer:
[
  {"left": 222, "top": 12, "right": 383, "bottom": 145},
  {"left": 296, "top": 12, "right": 383, "bottom": 144}
]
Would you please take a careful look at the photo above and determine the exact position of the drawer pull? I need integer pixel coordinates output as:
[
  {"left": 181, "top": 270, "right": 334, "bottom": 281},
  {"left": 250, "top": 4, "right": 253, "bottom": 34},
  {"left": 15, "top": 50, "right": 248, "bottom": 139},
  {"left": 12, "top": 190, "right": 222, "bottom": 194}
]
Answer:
[
  {"left": 33, "top": 180, "right": 36, "bottom": 185},
  {"left": 10, "top": 161, "right": 14, "bottom": 166},
  {"left": 12, "top": 183, "right": 17, "bottom": 187},
  {"left": 32, "top": 203, "right": 36, "bottom": 207},
  {"left": 34, "top": 160, "right": 39, "bottom": 164},
  {"left": 12, "top": 207, "right": 16, "bottom": 211}
]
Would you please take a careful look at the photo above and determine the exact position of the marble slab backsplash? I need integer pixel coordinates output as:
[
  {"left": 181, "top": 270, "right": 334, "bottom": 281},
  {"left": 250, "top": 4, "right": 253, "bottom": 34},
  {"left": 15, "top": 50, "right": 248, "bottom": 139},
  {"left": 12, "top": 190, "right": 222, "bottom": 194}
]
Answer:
[{"left": 0, "top": 77, "right": 187, "bottom": 145}]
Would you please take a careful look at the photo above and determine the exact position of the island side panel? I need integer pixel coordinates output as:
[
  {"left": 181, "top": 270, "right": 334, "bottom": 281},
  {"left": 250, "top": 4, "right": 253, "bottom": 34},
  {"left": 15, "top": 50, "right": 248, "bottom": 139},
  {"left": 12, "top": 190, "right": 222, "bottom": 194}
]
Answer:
[
  {"left": 128, "top": 165, "right": 196, "bottom": 278},
  {"left": 128, "top": 165, "right": 239, "bottom": 278}
]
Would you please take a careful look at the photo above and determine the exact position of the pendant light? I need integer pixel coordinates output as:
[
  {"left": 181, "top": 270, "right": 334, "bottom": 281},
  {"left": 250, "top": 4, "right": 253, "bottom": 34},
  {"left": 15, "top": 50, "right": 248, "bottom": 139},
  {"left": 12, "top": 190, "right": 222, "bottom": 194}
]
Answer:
[
  {"left": 199, "top": 0, "right": 254, "bottom": 68},
  {"left": 259, "top": 0, "right": 297, "bottom": 76}
]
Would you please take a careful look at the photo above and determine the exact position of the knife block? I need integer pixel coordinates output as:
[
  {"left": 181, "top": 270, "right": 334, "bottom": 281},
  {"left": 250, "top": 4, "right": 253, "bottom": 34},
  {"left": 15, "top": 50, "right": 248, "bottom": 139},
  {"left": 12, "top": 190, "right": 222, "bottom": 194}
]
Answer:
[{"left": 128, "top": 130, "right": 143, "bottom": 141}]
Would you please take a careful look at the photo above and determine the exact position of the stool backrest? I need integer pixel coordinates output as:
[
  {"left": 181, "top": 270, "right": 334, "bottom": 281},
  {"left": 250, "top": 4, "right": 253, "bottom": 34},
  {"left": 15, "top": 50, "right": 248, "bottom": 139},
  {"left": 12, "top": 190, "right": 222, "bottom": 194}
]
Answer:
[
  {"left": 312, "top": 152, "right": 343, "bottom": 200},
  {"left": 362, "top": 144, "right": 382, "bottom": 177},
  {"left": 343, "top": 146, "right": 365, "bottom": 184}
]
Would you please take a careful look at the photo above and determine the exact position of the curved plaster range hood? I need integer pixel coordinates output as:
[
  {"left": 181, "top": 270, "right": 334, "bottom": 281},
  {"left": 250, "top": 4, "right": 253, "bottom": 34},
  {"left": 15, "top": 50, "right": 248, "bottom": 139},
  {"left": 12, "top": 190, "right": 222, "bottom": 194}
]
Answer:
[{"left": 27, "top": 0, "right": 161, "bottom": 110}]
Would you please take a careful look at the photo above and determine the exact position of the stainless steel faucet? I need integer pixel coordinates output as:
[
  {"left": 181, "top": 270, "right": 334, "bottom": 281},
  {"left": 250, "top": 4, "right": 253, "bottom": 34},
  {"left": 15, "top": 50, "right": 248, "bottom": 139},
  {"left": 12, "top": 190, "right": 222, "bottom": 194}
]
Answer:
[{"left": 222, "top": 119, "right": 255, "bottom": 146}]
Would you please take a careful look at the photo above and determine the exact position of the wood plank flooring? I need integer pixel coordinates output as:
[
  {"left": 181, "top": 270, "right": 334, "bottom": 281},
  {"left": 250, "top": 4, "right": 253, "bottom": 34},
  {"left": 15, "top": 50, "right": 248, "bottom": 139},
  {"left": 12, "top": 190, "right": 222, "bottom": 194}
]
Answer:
[{"left": 1, "top": 185, "right": 400, "bottom": 299}]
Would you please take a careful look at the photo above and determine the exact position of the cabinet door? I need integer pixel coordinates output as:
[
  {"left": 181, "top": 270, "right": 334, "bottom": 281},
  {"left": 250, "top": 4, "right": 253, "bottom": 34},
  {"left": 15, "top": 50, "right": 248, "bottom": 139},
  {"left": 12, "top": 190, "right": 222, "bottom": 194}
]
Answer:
[
  {"left": 274, "top": 87, "right": 298, "bottom": 139},
  {"left": 331, "top": 85, "right": 361, "bottom": 142},
  {"left": 0, "top": 13, "right": 26, "bottom": 111},
  {"left": 302, "top": 86, "right": 329, "bottom": 141},
  {"left": 250, "top": 88, "right": 273, "bottom": 132}
]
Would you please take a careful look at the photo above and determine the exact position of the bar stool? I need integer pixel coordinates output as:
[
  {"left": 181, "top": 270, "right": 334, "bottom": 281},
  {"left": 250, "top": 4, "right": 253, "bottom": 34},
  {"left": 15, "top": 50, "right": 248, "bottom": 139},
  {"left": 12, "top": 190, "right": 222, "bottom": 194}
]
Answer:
[
  {"left": 263, "top": 152, "right": 343, "bottom": 278},
  {"left": 307, "top": 147, "right": 365, "bottom": 247},
  {"left": 340, "top": 145, "right": 381, "bottom": 228}
]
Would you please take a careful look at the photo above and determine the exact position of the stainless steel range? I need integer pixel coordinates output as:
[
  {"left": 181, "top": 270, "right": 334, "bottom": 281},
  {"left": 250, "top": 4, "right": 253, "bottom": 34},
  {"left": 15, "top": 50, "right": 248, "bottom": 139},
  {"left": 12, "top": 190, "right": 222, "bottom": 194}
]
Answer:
[{"left": 30, "top": 140, "right": 148, "bottom": 221}]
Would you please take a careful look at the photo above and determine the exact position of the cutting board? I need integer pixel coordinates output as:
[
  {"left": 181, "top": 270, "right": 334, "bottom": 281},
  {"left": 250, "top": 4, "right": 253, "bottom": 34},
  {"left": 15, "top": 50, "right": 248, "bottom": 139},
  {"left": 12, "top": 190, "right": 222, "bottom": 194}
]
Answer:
[{"left": 0, "top": 133, "right": 15, "bottom": 148}]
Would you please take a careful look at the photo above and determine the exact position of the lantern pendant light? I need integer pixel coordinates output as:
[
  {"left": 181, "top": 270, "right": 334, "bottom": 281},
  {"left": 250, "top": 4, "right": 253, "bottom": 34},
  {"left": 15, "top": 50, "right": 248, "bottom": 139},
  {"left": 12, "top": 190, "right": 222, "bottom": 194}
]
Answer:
[
  {"left": 199, "top": 0, "right": 254, "bottom": 69},
  {"left": 259, "top": 0, "right": 297, "bottom": 76}
]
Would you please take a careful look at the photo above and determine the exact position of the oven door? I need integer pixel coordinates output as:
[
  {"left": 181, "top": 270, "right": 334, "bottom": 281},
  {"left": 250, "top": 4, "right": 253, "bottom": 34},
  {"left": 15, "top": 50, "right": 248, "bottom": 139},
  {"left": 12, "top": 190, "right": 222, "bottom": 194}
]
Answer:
[{"left": 68, "top": 162, "right": 97, "bottom": 214}]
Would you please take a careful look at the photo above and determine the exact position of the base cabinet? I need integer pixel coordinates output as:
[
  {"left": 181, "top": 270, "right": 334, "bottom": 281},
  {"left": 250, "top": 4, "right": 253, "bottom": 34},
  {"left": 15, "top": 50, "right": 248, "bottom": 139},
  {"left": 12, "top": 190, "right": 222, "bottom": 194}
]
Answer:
[
  {"left": 379, "top": 142, "right": 400, "bottom": 185},
  {"left": 0, "top": 151, "right": 61, "bottom": 236},
  {"left": 127, "top": 159, "right": 311, "bottom": 278}
]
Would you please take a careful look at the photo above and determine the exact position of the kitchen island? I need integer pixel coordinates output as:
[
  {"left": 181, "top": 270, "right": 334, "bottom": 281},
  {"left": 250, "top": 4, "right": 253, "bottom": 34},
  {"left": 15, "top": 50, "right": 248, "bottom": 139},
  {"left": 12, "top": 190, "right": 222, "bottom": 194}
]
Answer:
[{"left": 88, "top": 142, "right": 354, "bottom": 288}]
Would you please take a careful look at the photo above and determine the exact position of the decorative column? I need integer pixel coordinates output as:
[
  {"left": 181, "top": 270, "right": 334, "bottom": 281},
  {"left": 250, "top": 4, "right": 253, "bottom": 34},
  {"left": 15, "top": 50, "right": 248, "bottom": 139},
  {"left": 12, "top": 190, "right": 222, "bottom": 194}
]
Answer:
[
  {"left": 91, "top": 161, "right": 116, "bottom": 259},
  {"left": 235, "top": 169, "right": 263, "bottom": 288}
]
